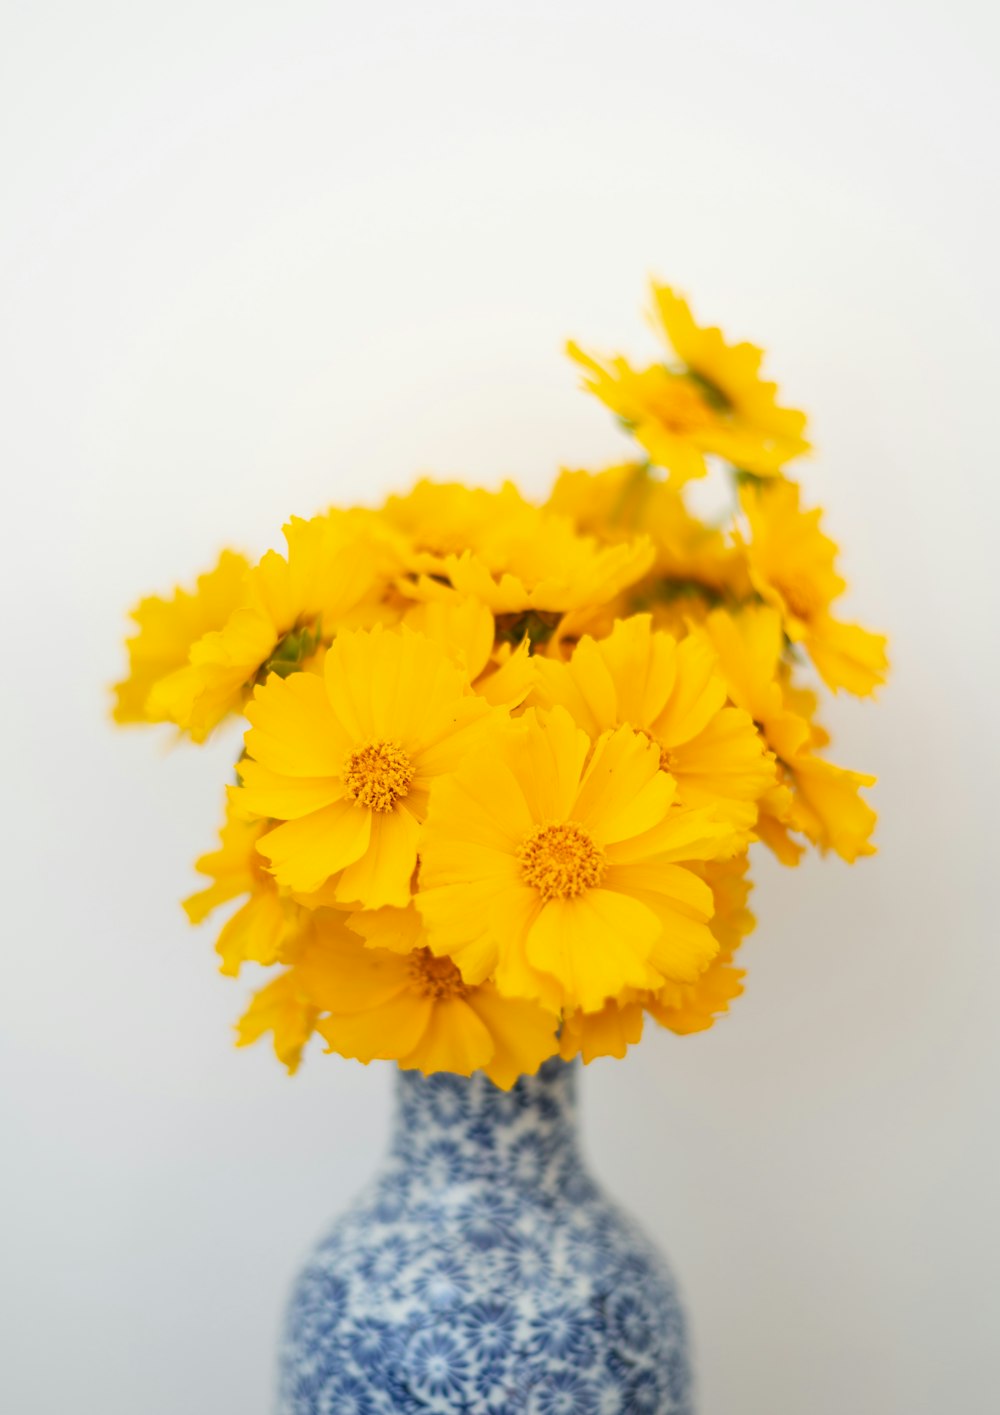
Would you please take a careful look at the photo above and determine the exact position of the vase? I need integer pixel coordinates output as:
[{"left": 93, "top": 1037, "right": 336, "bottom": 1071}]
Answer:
[{"left": 278, "top": 1057, "right": 692, "bottom": 1414}]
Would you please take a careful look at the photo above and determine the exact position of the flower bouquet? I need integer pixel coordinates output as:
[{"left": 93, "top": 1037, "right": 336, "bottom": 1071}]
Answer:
[
  {"left": 114, "top": 281, "right": 884, "bottom": 1085},
  {"left": 114, "top": 284, "right": 886, "bottom": 1411}
]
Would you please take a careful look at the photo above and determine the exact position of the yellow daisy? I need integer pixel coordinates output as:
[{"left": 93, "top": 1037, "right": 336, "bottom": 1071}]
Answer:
[
  {"left": 649, "top": 282, "right": 810, "bottom": 469},
  {"left": 528, "top": 615, "right": 777, "bottom": 833},
  {"left": 297, "top": 914, "right": 559, "bottom": 1088},
  {"left": 418, "top": 707, "right": 737, "bottom": 1014},
  {"left": 112, "top": 549, "right": 249, "bottom": 726},
  {"left": 148, "top": 511, "right": 392, "bottom": 740},
  {"left": 236, "top": 625, "right": 498, "bottom": 906},
  {"left": 381, "top": 479, "right": 539, "bottom": 573},
  {"left": 566, "top": 344, "right": 732, "bottom": 487},
  {"left": 739, "top": 478, "right": 888, "bottom": 696}
]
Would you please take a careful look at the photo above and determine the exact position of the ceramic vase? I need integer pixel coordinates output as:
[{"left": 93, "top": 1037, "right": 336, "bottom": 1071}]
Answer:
[{"left": 278, "top": 1058, "right": 692, "bottom": 1414}]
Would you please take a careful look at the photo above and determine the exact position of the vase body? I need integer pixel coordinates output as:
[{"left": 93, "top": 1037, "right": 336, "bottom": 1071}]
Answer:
[{"left": 278, "top": 1059, "right": 692, "bottom": 1414}]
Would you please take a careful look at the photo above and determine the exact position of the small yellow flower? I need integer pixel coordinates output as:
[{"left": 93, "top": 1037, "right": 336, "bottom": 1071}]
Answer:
[
  {"left": 112, "top": 549, "right": 249, "bottom": 726},
  {"left": 650, "top": 282, "right": 810, "bottom": 470},
  {"left": 381, "top": 479, "right": 538, "bottom": 573},
  {"left": 290, "top": 912, "right": 559, "bottom": 1088},
  {"left": 418, "top": 707, "right": 737, "bottom": 1014},
  {"left": 740, "top": 478, "right": 888, "bottom": 696},
  {"left": 236, "top": 625, "right": 498, "bottom": 906},
  {"left": 432, "top": 515, "right": 653, "bottom": 620},
  {"left": 528, "top": 615, "right": 777, "bottom": 834},
  {"left": 149, "top": 511, "right": 392, "bottom": 740}
]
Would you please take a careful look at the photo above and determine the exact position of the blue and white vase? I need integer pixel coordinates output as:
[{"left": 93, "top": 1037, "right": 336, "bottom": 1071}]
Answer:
[{"left": 278, "top": 1058, "right": 692, "bottom": 1414}]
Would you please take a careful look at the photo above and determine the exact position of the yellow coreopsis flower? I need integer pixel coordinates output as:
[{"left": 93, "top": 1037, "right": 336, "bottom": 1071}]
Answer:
[
  {"left": 148, "top": 511, "right": 393, "bottom": 740},
  {"left": 527, "top": 615, "right": 776, "bottom": 834},
  {"left": 418, "top": 707, "right": 738, "bottom": 1014},
  {"left": 739, "top": 478, "right": 888, "bottom": 696},
  {"left": 567, "top": 345, "right": 740, "bottom": 488},
  {"left": 381, "top": 479, "right": 539, "bottom": 573},
  {"left": 112, "top": 549, "right": 250, "bottom": 726},
  {"left": 236, "top": 625, "right": 498, "bottom": 906},
  {"left": 297, "top": 913, "right": 559, "bottom": 1088},
  {"left": 699, "top": 605, "right": 877, "bottom": 863},
  {"left": 649, "top": 283, "right": 809, "bottom": 472},
  {"left": 429, "top": 515, "right": 653, "bottom": 622}
]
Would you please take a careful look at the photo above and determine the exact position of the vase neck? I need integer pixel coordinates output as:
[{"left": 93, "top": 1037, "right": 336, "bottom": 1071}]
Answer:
[{"left": 388, "top": 1057, "right": 583, "bottom": 1189}]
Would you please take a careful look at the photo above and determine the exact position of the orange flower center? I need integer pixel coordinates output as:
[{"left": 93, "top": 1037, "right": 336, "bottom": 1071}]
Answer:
[
  {"left": 518, "top": 821, "right": 606, "bottom": 901},
  {"left": 776, "top": 572, "right": 820, "bottom": 622},
  {"left": 407, "top": 947, "right": 469, "bottom": 1000},
  {"left": 650, "top": 377, "right": 715, "bottom": 435},
  {"left": 638, "top": 727, "right": 680, "bottom": 776},
  {"left": 343, "top": 740, "right": 413, "bottom": 812}
]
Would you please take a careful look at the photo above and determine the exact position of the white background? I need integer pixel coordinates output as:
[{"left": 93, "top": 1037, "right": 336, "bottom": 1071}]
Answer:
[{"left": 2, "top": 3, "right": 998, "bottom": 1412}]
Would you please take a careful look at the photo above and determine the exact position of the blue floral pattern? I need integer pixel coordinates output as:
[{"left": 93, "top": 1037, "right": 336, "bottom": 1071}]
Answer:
[{"left": 278, "top": 1059, "right": 692, "bottom": 1413}]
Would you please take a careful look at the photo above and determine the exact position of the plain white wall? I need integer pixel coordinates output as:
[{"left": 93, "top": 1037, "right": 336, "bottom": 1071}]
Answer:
[{"left": 2, "top": 2, "right": 998, "bottom": 1412}]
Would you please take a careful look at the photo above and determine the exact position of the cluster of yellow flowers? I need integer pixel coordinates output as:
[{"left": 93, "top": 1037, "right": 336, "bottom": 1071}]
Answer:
[{"left": 114, "top": 283, "right": 886, "bottom": 1086}]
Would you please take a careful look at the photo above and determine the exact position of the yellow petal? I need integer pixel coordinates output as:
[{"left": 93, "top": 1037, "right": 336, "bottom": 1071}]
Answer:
[
  {"left": 319, "top": 992, "right": 434, "bottom": 1063},
  {"left": 215, "top": 892, "right": 290, "bottom": 976},
  {"left": 525, "top": 891, "right": 660, "bottom": 1013},
  {"left": 571, "top": 725, "right": 673, "bottom": 845},
  {"left": 398, "top": 996, "right": 495, "bottom": 1077},
  {"left": 335, "top": 806, "right": 421, "bottom": 909},
  {"left": 245, "top": 670, "right": 352, "bottom": 777},
  {"left": 805, "top": 615, "right": 888, "bottom": 697},
  {"left": 237, "top": 760, "right": 345, "bottom": 820},
  {"left": 259, "top": 800, "right": 372, "bottom": 893},
  {"left": 465, "top": 985, "right": 560, "bottom": 1089}
]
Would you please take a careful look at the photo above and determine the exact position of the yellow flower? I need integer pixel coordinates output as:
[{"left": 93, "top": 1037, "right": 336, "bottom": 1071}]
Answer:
[
  {"left": 112, "top": 549, "right": 249, "bottom": 726},
  {"left": 740, "top": 478, "right": 888, "bottom": 696},
  {"left": 381, "top": 479, "right": 539, "bottom": 573},
  {"left": 649, "top": 282, "right": 810, "bottom": 470},
  {"left": 428, "top": 515, "right": 653, "bottom": 622},
  {"left": 528, "top": 615, "right": 777, "bottom": 833},
  {"left": 548, "top": 464, "right": 752, "bottom": 591},
  {"left": 293, "top": 913, "right": 558, "bottom": 1088},
  {"left": 236, "top": 625, "right": 498, "bottom": 906},
  {"left": 699, "top": 605, "right": 877, "bottom": 863},
  {"left": 148, "top": 512, "right": 390, "bottom": 740},
  {"left": 418, "top": 707, "right": 737, "bottom": 1014},
  {"left": 183, "top": 798, "right": 299, "bottom": 976}
]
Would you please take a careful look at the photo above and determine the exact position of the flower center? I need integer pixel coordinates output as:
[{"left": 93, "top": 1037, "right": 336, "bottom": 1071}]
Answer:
[
  {"left": 517, "top": 821, "right": 606, "bottom": 901},
  {"left": 343, "top": 740, "right": 413, "bottom": 812},
  {"left": 776, "top": 572, "right": 820, "bottom": 623},
  {"left": 651, "top": 376, "right": 715, "bottom": 435},
  {"left": 638, "top": 727, "right": 680, "bottom": 776},
  {"left": 407, "top": 947, "right": 469, "bottom": 1000}
]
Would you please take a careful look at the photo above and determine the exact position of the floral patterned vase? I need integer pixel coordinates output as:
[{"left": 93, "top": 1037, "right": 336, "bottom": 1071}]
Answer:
[{"left": 278, "top": 1058, "right": 692, "bottom": 1414}]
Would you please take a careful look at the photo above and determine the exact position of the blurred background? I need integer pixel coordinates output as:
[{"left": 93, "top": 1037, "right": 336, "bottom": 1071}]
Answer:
[{"left": 2, "top": 2, "right": 997, "bottom": 1412}]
